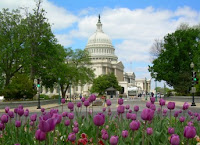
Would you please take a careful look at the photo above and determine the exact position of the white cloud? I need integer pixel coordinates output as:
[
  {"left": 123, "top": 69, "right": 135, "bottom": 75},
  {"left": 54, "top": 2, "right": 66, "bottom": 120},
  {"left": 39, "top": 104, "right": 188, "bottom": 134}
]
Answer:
[
  {"left": 0, "top": 0, "right": 78, "bottom": 30},
  {"left": 68, "top": 6, "right": 200, "bottom": 63},
  {"left": 55, "top": 34, "right": 73, "bottom": 46}
]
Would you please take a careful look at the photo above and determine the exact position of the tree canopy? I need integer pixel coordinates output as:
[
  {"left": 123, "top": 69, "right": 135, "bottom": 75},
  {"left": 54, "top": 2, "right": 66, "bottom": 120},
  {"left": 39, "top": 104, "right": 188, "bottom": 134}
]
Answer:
[
  {"left": 0, "top": 0, "right": 94, "bottom": 99},
  {"left": 149, "top": 26, "right": 200, "bottom": 94},
  {"left": 90, "top": 73, "right": 121, "bottom": 95}
]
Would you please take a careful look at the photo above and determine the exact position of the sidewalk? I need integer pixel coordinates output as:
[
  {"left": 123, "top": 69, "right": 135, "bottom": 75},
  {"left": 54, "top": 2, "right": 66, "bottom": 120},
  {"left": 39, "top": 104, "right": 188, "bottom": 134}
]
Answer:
[
  {"left": 141, "top": 97, "right": 200, "bottom": 109},
  {"left": 0, "top": 103, "right": 61, "bottom": 113}
]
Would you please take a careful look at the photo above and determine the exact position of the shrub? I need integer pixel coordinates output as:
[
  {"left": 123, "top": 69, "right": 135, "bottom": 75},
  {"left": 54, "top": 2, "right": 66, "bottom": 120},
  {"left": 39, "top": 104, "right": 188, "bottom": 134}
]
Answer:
[
  {"left": 2, "top": 74, "right": 36, "bottom": 100},
  {"left": 51, "top": 95, "right": 59, "bottom": 99},
  {"left": 39, "top": 94, "right": 50, "bottom": 100}
]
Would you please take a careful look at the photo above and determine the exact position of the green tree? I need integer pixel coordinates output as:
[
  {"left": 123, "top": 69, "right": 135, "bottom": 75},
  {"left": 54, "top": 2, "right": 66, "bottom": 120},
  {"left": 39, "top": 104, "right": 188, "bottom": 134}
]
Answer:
[
  {"left": 0, "top": 9, "right": 26, "bottom": 86},
  {"left": 91, "top": 73, "right": 121, "bottom": 95},
  {"left": 3, "top": 73, "right": 36, "bottom": 100},
  {"left": 41, "top": 48, "right": 95, "bottom": 98},
  {"left": 149, "top": 28, "right": 200, "bottom": 94},
  {"left": 23, "top": 0, "right": 60, "bottom": 82}
]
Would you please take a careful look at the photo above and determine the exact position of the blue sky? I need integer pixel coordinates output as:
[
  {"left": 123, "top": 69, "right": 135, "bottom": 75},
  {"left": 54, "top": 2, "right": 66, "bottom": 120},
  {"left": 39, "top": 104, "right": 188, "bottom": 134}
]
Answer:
[{"left": 1, "top": 0, "right": 200, "bottom": 90}]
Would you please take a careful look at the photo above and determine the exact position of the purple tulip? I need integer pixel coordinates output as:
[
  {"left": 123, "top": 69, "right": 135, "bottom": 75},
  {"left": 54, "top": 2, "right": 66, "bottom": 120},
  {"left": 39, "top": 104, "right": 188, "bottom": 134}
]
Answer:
[
  {"left": 41, "top": 108, "right": 45, "bottom": 112},
  {"left": 129, "top": 120, "right": 140, "bottom": 131},
  {"left": 84, "top": 100, "right": 90, "bottom": 107},
  {"left": 50, "top": 109, "right": 58, "bottom": 115},
  {"left": 68, "top": 102, "right": 74, "bottom": 110},
  {"left": 30, "top": 114, "right": 37, "bottom": 122},
  {"left": 81, "top": 97, "right": 85, "bottom": 102},
  {"left": 73, "top": 127, "right": 79, "bottom": 133},
  {"left": 61, "top": 98, "right": 65, "bottom": 104},
  {"left": 150, "top": 97, "right": 155, "bottom": 104},
  {"left": 141, "top": 108, "right": 154, "bottom": 121},
  {"left": 168, "top": 127, "right": 175, "bottom": 134},
  {"left": 170, "top": 134, "right": 180, "bottom": 145},
  {"left": 8, "top": 111, "right": 14, "bottom": 118},
  {"left": 150, "top": 104, "right": 156, "bottom": 111},
  {"left": 159, "top": 98, "right": 166, "bottom": 106},
  {"left": 134, "top": 106, "right": 139, "bottom": 112},
  {"left": 188, "top": 110, "right": 193, "bottom": 116},
  {"left": 93, "top": 114, "right": 105, "bottom": 126},
  {"left": 129, "top": 109, "right": 132, "bottom": 113},
  {"left": 183, "top": 102, "right": 189, "bottom": 110},
  {"left": 24, "top": 110, "right": 29, "bottom": 117},
  {"left": 64, "top": 120, "right": 70, "bottom": 126},
  {"left": 130, "top": 113, "right": 137, "bottom": 120},
  {"left": 118, "top": 98, "right": 123, "bottom": 105},
  {"left": 35, "top": 129, "right": 46, "bottom": 141},
  {"left": 52, "top": 114, "right": 62, "bottom": 124},
  {"left": 122, "top": 130, "right": 128, "bottom": 138},
  {"left": 194, "top": 112, "right": 198, "bottom": 117},
  {"left": 5, "top": 107, "right": 10, "bottom": 113},
  {"left": 163, "top": 109, "right": 167, "bottom": 116},
  {"left": 18, "top": 105, "right": 23, "bottom": 109},
  {"left": 62, "top": 112, "right": 68, "bottom": 117},
  {"left": 126, "top": 113, "right": 131, "bottom": 119},
  {"left": 187, "top": 121, "right": 193, "bottom": 126},
  {"left": 14, "top": 108, "right": 18, "bottom": 114},
  {"left": 109, "top": 136, "right": 118, "bottom": 145},
  {"left": 102, "top": 107, "right": 106, "bottom": 112},
  {"left": 106, "top": 99, "right": 111, "bottom": 106},
  {"left": 0, "top": 122, "right": 5, "bottom": 131},
  {"left": 167, "top": 102, "right": 175, "bottom": 110},
  {"left": 90, "top": 94, "right": 96, "bottom": 102},
  {"left": 15, "top": 120, "right": 21, "bottom": 128},
  {"left": 17, "top": 109, "right": 24, "bottom": 117},
  {"left": 68, "top": 113, "right": 74, "bottom": 120},
  {"left": 102, "top": 133, "right": 109, "bottom": 140},
  {"left": 39, "top": 117, "right": 57, "bottom": 132},
  {"left": 77, "top": 102, "right": 82, "bottom": 108},
  {"left": 125, "top": 105, "right": 130, "bottom": 110},
  {"left": 179, "top": 109, "right": 182, "bottom": 114},
  {"left": 117, "top": 105, "right": 125, "bottom": 114},
  {"left": 174, "top": 111, "right": 179, "bottom": 117},
  {"left": 146, "top": 102, "right": 151, "bottom": 108},
  {"left": 1, "top": 114, "right": 8, "bottom": 124},
  {"left": 30, "top": 121, "right": 34, "bottom": 126},
  {"left": 179, "top": 116, "right": 185, "bottom": 123},
  {"left": 68, "top": 133, "right": 76, "bottom": 142},
  {"left": 74, "top": 121, "right": 78, "bottom": 127},
  {"left": 146, "top": 128, "right": 153, "bottom": 135},
  {"left": 184, "top": 126, "right": 196, "bottom": 139}
]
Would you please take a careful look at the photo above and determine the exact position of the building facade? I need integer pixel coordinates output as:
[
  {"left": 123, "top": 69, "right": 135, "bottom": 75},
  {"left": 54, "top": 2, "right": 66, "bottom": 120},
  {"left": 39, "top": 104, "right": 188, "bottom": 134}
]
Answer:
[{"left": 42, "top": 16, "right": 151, "bottom": 97}]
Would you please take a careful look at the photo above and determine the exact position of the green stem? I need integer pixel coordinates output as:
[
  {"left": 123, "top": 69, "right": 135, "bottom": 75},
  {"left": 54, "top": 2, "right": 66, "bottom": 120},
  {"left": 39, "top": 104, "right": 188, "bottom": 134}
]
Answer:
[{"left": 142, "top": 121, "right": 146, "bottom": 145}]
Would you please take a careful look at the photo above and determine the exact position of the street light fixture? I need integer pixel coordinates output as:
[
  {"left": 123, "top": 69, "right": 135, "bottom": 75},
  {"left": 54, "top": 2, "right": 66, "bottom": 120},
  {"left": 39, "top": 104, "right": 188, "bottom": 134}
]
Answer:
[
  {"left": 145, "top": 77, "right": 148, "bottom": 100},
  {"left": 154, "top": 72, "right": 158, "bottom": 101},
  {"left": 190, "top": 62, "right": 196, "bottom": 106},
  {"left": 37, "top": 79, "right": 41, "bottom": 109},
  {"left": 58, "top": 78, "right": 61, "bottom": 104},
  {"left": 70, "top": 80, "right": 72, "bottom": 102}
]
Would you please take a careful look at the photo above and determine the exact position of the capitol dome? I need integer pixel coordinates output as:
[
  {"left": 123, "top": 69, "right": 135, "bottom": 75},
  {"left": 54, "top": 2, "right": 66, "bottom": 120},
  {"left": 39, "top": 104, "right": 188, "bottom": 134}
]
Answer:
[{"left": 85, "top": 15, "right": 117, "bottom": 61}]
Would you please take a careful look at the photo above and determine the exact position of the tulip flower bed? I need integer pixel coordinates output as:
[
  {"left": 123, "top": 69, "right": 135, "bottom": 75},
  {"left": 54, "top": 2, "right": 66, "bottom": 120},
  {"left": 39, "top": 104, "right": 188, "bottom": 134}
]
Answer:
[{"left": 0, "top": 95, "right": 200, "bottom": 145}]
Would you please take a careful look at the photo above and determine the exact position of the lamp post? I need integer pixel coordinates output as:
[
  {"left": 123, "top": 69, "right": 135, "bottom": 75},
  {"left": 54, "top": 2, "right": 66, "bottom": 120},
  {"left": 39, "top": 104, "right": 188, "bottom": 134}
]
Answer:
[
  {"left": 145, "top": 77, "right": 148, "bottom": 100},
  {"left": 190, "top": 62, "right": 196, "bottom": 106},
  {"left": 37, "top": 79, "right": 41, "bottom": 109},
  {"left": 58, "top": 78, "right": 61, "bottom": 104},
  {"left": 154, "top": 72, "right": 158, "bottom": 101}
]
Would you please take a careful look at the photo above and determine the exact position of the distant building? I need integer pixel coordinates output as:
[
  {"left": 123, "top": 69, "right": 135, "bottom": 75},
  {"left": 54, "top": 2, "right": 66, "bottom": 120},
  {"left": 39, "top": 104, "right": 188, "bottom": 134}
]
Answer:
[{"left": 42, "top": 16, "right": 151, "bottom": 97}]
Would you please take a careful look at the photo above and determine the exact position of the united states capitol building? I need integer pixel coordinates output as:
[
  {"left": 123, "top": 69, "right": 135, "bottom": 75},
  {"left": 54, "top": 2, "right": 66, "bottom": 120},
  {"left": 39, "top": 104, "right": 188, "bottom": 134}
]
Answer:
[{"left": 42, "top": 16, "right": 151, "bottom": 97}]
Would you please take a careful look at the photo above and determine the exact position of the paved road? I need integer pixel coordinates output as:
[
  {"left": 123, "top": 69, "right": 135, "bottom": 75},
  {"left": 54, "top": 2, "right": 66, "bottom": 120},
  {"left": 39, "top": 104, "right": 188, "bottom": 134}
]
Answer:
[{"left": 0, "top": 96, "right": 199, "bottom": 120}]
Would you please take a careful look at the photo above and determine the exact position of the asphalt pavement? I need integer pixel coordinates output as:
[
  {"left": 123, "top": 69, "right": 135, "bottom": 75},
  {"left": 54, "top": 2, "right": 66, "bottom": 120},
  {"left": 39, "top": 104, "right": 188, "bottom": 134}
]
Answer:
[{"left": 0, "top": 96, "right": 199, "bottom": 119}]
